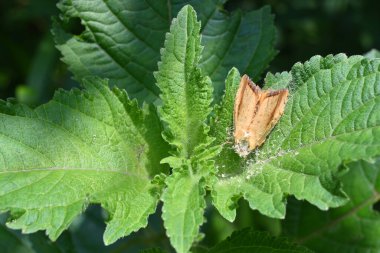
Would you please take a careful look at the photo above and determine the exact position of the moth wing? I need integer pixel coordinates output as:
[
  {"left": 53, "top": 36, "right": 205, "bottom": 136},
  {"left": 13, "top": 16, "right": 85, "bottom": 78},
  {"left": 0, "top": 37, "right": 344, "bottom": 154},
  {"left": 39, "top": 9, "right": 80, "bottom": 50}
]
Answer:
[
  {"left": 247, "top": 89, "right": 289, "bottom": 149},
  {"left": 233, "top": 75, "right": 260, "bottom": 143}
]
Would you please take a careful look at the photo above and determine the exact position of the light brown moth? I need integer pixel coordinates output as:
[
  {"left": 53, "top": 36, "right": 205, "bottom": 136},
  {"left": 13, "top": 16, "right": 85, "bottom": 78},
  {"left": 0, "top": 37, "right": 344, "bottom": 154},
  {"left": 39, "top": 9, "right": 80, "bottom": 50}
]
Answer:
[{"left": 233, "top": 74, "right": 289, "bottom": 157}]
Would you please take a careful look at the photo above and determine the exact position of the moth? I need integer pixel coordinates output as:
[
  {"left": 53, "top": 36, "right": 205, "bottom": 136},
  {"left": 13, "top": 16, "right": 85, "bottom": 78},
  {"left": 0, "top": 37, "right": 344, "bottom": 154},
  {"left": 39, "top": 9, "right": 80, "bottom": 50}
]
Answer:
[{"left": 233, "top": 75, "right": 289, "bottom": 157}]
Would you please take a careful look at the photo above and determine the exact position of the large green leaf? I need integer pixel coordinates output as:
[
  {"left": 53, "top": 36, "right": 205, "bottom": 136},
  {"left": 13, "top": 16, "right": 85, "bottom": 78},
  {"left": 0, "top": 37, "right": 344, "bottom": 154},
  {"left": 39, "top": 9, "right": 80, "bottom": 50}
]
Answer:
[
  {"left": 53, "top": 0, "right": 276, "bottom": 103},
  {"left": 284, "top": 159, "right": 380, "bottom": 253},
  {"left": 207, "top": 228, "right": 313, "bottom": 253},
  {"left": 212, "top": 54, "right": 380, "bottom": 221},
  {"left": 155, "top": 5, "right": 213, "bottom": 160},
  {"left": 0, "top": 77, "right": 168, "bottom": 245},
  {"left": 157, "top": 6, "right": 211, "bottom": 253}
]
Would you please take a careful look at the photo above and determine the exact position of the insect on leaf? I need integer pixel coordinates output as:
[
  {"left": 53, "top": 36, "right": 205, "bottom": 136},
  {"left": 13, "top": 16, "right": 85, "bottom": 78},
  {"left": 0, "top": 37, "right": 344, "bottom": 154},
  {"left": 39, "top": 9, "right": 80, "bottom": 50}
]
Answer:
[{"left": 233, "top": 75, "right": 289, "bottom": 157}]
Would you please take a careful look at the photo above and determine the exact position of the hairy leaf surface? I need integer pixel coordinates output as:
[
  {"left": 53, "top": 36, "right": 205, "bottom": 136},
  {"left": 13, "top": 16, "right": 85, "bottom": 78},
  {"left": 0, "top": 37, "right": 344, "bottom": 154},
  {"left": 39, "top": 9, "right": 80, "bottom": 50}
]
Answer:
[
  {"left": 212, "top": 55, "right": 380, "bottom": 220},
  {"left": 284, "top": 159, "right": 380, "bottom": 253},
  {"left": 157, "top": 6, "right": 211, "bottom": 253},
  {"left": 209, "top": 68, "right": 243, "bottom": 176},
  {"left": 54, "top": 0, "right": 276, "bottom": 103},
  {"left": 162, "top": 171, "right": 206, "bottom": 253},
  {"left": 155, "top": 5, "right": 213, "bottom": 160},
  {"left": 0, "top": 78, "right": 168, "bottom": 244}
]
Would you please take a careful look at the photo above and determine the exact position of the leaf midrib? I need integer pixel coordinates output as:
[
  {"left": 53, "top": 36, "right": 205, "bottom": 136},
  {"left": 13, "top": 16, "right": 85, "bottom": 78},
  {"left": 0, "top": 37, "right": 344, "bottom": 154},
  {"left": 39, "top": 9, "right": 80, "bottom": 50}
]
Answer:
[
  {"left": 252, "top": 124, "right": 380, "bottom": 176},
  {"left": 3, "top": 200, "right": 84, "bottom": 210},
  {"left": 0, "top": 114, "right": 119, "bottom": 168},
  {"left": 207, "top": 13, "right": 241, "bottom": 78},
  {"left": 265, "top": 66, "right": 379, "bottom": 158},
  {"left": 243, "top": 8, "right": 265, "bottom": 74},
  {"left": 0, "top": 85, "right": 154, "bottom": 173},
  {"left": 0, "top": 167, "right": 148, "bottom": 178},
  {"left": 70, "top": 3, "right": 158, "bottom": 98},
  {"left": 182, "top": 8, "right": 205, "bottom": 160},
  {"left": 211, "top": 125, "right": 380, "bottom": 188},
  {"left": 101, "top": 0, "right": 157, "bottom": 51},
  {"left": 166, "top": 174, "right": 202, "bottom": 252},
  {"left": 211, "top": 125, "right": 379, "bottom": 205}
]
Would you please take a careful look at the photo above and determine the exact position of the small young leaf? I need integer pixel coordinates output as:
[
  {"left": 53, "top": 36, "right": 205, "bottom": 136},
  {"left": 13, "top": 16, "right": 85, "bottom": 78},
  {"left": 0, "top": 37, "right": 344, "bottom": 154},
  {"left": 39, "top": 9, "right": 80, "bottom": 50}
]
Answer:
[
  {"left": 209, "top": 68, "right": 243, "bottom": 177},
  {"left": 161, "top": 171, "right": 206, "bottom": 253},
  {"left": 54, "top": 0, "right": 276, "bottom": 103},
  {"left": 207, "top": 228, "right": 313, "bottom": 253},
  {"left": 210, "top": 67, "right": 241, "bottom": 146},
  {"left": 0, "top": 78, "right": 168, "bottom": 244},
  {"left": 212, "top": 55, "right": 380, "bottom": 221},
  {"left": 284, "top": 159, "right": 380, "bottom": 253}
]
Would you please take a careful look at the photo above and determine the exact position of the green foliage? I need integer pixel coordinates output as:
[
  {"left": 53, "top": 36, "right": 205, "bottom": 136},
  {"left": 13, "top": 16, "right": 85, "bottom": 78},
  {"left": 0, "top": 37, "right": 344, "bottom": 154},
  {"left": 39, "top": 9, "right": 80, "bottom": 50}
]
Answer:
[
  {"left": 365, "top": 49, "right": 380, "bottom": 59},
  {"left": 209, "top": 68, "right": 242, "bottom": 171},
  {"left": 212, "top": 54, "right": 380, "bottom": 221},
  {"left": 155, "top": 5, "right": 213, "bottom": 160},
  {"left": 0, "top": 77, "right": 168, "bottom": 245},
  {"left": 284, "top": 159, "right": 380, "bottom": 252},
  {"left": 162, "top": 171, "right": 206, "bottom": 253},
  {"left": 156, "top": 6, "right": 214, "bottom": 253},
  {"left": 1, "top": 1, "right": 380, "bottom": 253},
  {"left": 53, "top": 0, "right": 276, "bottom": 103}
]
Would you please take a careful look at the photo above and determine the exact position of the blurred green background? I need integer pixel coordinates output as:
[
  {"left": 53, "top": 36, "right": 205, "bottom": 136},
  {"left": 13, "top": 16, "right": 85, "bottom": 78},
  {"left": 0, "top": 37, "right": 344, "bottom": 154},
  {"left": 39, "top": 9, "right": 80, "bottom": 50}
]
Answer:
[
  {"left": 0, "top": 0, "right": 379, "bottom": 252},
  {"left": 0, "top": 0, "right": 74, "bottom": 105},
  {"left": 1, "top": 0, "right": 379, "bottom": 106}
]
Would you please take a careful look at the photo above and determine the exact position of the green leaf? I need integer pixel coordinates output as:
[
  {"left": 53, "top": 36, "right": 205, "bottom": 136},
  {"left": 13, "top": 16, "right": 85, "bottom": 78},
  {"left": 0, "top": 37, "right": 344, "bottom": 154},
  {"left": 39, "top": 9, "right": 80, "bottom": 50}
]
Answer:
[
  {"left": 162, "top": 172, "right": 206, "bottom": 253},
  {"left": 364, "top": 49, "right": 380, "bottom": 59},
  {"left": 207, "top": 228, "right": 313, "bottom": 253},
  {"left": 209, "top": 68, "right": 243, "bottom": 177},
  {"left": 0, "top": 77, "right": 168, "bottom": 244},
  {"left": 201, "top": 5, "right": 277, "bottom": 101},
  {"left": 263, "top": 71, "right": 292, "bottom": 90},
  {"left": 210, "top": 67, "right": 240, "bottom": 146},
  {"left": 162, "top": 171, "right": 206, "bottom": 253},
  {"left": 212, "top": 54, "right": 380, "bottom": 221},
  {"left": 284, "top": 159, "right": 380, "bottom": 253},
  {"left": 155, "top": 5, "right": 213, "bottom": 160},
  {"left": 158, "top": 8, "right": 210, "bottom": 253},
  {"left": 54, "top": 0, "right": 276, "bottom": 103}
]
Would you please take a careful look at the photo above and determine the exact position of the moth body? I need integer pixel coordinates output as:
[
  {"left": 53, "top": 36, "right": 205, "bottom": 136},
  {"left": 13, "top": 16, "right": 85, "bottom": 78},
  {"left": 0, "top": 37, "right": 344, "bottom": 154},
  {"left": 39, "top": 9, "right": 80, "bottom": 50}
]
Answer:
[{"left": 233, "top": 75, "right": 288, "bottom": 157}]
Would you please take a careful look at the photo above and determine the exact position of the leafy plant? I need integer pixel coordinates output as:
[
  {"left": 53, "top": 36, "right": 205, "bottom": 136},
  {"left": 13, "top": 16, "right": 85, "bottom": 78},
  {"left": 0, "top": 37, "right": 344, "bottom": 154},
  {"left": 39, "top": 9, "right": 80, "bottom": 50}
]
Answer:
[
  {"left": 0, "top": 1, "right": 379, "bottom": 253},
  {"left": 53, "top": 0, "right": 276, "bottom": 104},
  {"left": 284, "top": 159, "right": 380, "bottom": 252}
]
